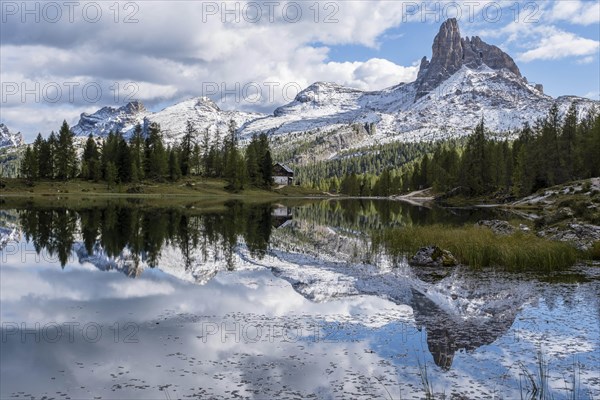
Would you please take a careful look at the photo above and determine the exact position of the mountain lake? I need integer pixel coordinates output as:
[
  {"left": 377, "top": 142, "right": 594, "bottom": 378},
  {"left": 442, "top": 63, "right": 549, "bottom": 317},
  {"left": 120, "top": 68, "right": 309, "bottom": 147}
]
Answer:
[{"left": 1, "top": 199, "right": 598, "bottom": 399}]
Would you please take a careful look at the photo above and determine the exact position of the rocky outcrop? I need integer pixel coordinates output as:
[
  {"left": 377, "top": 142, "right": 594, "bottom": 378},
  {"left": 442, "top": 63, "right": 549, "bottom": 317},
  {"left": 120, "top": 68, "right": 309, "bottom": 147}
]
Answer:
[{"left": 416, "top": 18, "right": 521, "bottom": 99}]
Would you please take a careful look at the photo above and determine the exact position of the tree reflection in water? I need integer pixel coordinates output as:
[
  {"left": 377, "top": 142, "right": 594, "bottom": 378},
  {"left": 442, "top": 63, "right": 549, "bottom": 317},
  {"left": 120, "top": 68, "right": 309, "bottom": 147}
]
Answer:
[{"left": 18, "top": 201, "right": 275, "bottom": 271}]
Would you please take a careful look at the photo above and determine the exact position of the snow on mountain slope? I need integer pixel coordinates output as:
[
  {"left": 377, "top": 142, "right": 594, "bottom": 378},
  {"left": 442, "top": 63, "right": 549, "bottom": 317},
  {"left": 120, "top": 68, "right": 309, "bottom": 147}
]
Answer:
[
  {"left": 72, "top": 97, "right": 264, "bottom": 145},
  {"left": 71, "top": 101, "right": 148, "bottom": 138},
  {"left": 69, "top": 18, "right": 598, "bottom": 160},
  {"left": 0, "top": 123, "right": 25, "bottom": 148},
  {"left": 148, "top": 97, "right": 263, "bottom": 144},
  {"left": 239, "top": 63, "right": 596, "bottom": 150},
  {"left": 236, "top": 19, "right": 599, "bottom": 160}
]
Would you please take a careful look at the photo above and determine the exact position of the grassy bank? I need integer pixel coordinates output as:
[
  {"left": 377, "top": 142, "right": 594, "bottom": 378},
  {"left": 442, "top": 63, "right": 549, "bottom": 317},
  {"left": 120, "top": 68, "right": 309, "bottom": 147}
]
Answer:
[
  {"left": 0, "top": 177, "right": 322, "bottom": 198},
  {"left": 0, "top": 177, "right": 265, "bottom": 196},
  {"left": 372, "top": 224, "right": 583, "bottom": 271},
  {"left": 0, "top": 177, "right": 324, "bottom": 209}
]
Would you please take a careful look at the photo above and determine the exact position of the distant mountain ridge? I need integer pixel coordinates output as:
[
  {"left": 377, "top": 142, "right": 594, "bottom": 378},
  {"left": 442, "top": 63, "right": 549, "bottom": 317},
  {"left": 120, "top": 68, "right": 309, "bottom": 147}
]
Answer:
[
  {"left": 37, "top": 19, "right": 600, "bottom": 161},
  {"left": 71, "top": 97, "right": 264, "bottom": 144}
]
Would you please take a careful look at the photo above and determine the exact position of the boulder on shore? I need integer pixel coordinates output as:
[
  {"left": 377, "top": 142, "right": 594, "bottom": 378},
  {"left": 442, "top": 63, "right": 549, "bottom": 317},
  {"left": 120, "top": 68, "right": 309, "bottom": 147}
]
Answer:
[{"left": 410, "top": 246, "right": 458, "bottom": 268}]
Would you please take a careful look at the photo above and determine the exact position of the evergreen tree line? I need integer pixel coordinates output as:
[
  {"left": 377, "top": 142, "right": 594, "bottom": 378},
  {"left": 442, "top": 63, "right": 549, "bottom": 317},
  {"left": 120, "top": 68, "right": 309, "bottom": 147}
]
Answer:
[
  {"left": 20, "top": 119, "right": 274, "bottom": 191},
  {"left": 337, "top": 103, "right": 599, "bottom": 197},
  {"left": 21, "top": 120, "right": 78, "bottom": 181},
  {"left": 288, "top": 139, "right": 463, "bottom": 191}
]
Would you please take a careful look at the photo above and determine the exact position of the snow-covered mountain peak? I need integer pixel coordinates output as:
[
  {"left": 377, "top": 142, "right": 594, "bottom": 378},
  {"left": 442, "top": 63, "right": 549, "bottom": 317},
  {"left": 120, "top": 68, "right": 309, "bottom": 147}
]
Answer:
[
  {"left": 0, "top": 123, "right": 25, "bottom": 148},
  {"left": 71, "top": 101, "right": 148, "bottom": 137}
]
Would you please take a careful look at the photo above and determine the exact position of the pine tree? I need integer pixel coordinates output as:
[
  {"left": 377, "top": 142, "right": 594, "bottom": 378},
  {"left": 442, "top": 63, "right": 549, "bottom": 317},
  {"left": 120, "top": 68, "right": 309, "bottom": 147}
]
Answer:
[
  {"left": 340, "top": 173, "right": 360, "bottom": 196},
  {"left": 105, "top": 162, "right": 117, "bottom": 189},
  {"left": 180, "top": 120, "right": 195, "bottom": 176},
  {"left": 210, "top": 131, "right": 222, "bottom": 177},
  {"left": 586, "top": 110, "right": 600, "bottom": 176},
  {"left": 245, "top": 135, "right": 260, "bottom": 186},
  {"left": 44, "top": 132, "right": 58, "bottom": 179},
  {"left": 261, "top": 150, "right": 273, "bottom": 188},
  {"left": 168, "top": 146, "right": 181, "bottom": 181},
  {"left": 55, "top": 120, "right": 77, "bottom": 180},
  {"left": 130, "top": 123, "right": 145, "bottom": 182},
  {"left": 20, "top": 146, "right": 37, "bottom": 180},
  {"left": 116, "top": 134, "right": 132, "bottom": 182},
  {"left": 144, "top": 123, "right": 167, "bottom": 180},
  {"left": 461, "top": 118, "right": 486, "bottom": 194},
  {"left": 222, "top": 120, "right": 247, "bottom": 191},
  {"left": 32, "top": 133, "right": 45, "bottom": 179},
  {"left": 82, "top": 134, "right": 100, "bottom": 180},
  {"left": 512, "top": 123, "right": 535, "bottom": 196},
  {"left": 540, "top": 103, "right": 563, "bottom": 186},
  {"left": 201, "top": 128, "right": 211, "bottom": 176},
  {"left": 378, "top": 168, "right": 392, "bottom": 196},
  {"left": 191, "top": 143, "right": 201, "bottom": 176},
  {"left": 561, "top": 103, "right": 578, "bottom": 180},
  {"left": 101, "top": 131, "right": 118, "bottom": 181}
]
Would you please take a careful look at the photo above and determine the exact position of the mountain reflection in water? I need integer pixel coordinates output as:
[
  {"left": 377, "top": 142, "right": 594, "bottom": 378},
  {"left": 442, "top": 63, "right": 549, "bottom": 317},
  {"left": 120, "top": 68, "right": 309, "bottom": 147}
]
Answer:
[{"left": 1, "top": 199, "right": 598, "bottom": 399}]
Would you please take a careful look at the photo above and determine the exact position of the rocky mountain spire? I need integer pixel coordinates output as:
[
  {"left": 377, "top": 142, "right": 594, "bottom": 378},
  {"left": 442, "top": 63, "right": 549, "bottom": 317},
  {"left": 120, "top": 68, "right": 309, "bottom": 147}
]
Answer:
[{"left": 416, "top": 18, "right": 521, "bottom": 99}]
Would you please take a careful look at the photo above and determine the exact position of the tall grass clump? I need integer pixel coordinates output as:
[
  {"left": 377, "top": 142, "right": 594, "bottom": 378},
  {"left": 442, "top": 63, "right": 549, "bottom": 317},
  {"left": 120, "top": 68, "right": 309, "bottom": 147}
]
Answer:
[
  {"left": 372, "top": 224, "right": 579, "bottom": 271},
  {"left": 589, "top": 241, "right": 600, "bottom": 260}
]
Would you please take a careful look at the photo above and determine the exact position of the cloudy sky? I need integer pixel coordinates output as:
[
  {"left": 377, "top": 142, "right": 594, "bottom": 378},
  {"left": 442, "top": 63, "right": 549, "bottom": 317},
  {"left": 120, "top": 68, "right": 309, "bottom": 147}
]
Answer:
[{"left": 1, "top": 0, "right": 599, "bottom": 141}]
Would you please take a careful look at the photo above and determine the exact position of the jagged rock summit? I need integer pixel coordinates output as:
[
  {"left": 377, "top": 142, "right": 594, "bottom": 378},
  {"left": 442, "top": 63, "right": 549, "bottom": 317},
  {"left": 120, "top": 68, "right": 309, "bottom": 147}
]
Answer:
[{"left": 416, "top": 18, "right": 521, "bottom": 99}]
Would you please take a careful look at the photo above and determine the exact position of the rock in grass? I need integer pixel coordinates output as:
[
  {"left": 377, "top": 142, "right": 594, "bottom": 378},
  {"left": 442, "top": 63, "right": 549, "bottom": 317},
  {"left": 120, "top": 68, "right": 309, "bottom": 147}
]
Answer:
[
  {"left": 476, "top": 220, "right": 515, "bottom": 235},
  {"left": 538, "top": 223, "right": 600, "bottom": 251},
  {"left": 410, "top": 246, "right": 458, "bottom": 267}
]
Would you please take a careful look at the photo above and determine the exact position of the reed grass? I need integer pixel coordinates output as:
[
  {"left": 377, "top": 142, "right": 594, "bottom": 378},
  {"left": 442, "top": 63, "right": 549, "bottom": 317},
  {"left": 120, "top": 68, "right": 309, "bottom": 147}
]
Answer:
[{"left": 373, "top": 224, "right": 580, "bottom": 271}]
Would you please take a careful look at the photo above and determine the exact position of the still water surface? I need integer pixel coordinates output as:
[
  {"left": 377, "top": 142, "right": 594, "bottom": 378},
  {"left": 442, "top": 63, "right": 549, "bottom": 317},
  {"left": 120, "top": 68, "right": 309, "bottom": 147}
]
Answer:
[{"left": 1, "top": 199, "right": 598, "bottom": 399}]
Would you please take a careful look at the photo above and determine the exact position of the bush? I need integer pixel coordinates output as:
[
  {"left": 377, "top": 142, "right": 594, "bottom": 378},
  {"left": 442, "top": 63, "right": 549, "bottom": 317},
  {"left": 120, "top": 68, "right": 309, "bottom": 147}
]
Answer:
[{"left": 582, "top": 182, "right": 592, "bottom": 192}]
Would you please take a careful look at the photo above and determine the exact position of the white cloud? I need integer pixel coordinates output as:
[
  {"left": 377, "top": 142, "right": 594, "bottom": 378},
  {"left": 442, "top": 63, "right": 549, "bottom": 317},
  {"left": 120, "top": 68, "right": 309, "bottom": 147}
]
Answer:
[
  {"left": 1, "top": 1, "right": 421, "bottom": 137},
  {"left": 576, "top": 56, "right": 595, "bottom": 64},
  {"left": 1, "top": 0, "right": 597, "bottom": 137},
  {"left": 487, "top": 21, "right": 600, "bottom": 63},
  {"left": 548, "top": 0, "right": 600, "bottom": 25},
  {"left": 324, "top": 58, "right": 419, "bottom": 90},
  {"left": 517, "top": 29, "right": 599, "bottom": 62}
]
